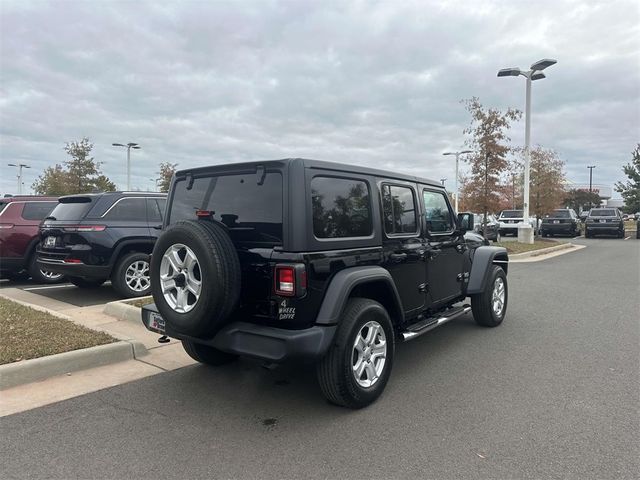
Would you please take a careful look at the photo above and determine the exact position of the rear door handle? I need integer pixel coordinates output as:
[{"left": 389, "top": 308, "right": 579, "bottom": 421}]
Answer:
[
  {"left": 390, "top": 253, "right": 408, "bottom": 263},
  {"left": 152, "top": 224, "right": 163, "bottom": 230}
]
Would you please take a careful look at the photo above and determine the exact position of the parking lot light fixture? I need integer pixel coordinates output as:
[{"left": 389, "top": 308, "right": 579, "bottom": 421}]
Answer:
[
  {"left": 7, "top": 163, "right": 31, "bottom": 195},
  {"left": 112, "top": 142, "right": 141, "bottom": 190},
  {"left": 497, "top": 58, "right": 557, "bottom": 244},
  {"left": 443, "top": 150, "right": 472, "bottom": 213}
]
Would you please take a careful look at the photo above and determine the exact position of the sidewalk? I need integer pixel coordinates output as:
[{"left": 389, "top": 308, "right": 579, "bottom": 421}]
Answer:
[{"left": 0, "top": 288, "right": 195, "bottom": 416}]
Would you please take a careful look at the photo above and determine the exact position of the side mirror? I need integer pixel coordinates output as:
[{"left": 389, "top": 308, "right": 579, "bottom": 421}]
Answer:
[{"left": 457, "top": 212, "right": 474, "bottom": 233}]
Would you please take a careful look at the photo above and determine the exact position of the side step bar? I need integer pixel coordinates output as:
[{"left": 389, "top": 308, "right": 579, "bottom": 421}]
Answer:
[{"left": 401, "top": 305, "right": 471, "bottom": 341}]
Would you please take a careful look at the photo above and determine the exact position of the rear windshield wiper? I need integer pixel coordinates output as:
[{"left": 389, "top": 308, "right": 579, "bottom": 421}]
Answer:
[{"left": 44, "top": 216, "right": 57, "bottom": 221}]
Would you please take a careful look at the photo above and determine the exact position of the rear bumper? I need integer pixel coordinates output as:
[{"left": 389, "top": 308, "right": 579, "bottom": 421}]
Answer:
[
  {"left": 141, "top": 304, "right": 337, "bottom": 363},
  {"left": 585, "top": 224, "right": 623, "bottom": 234},
  {"left": 36, "top": 256, "right": 111, "bottom": 280},
  {"left": 541, "top": 223, "right": 578, "bottom": 234}
]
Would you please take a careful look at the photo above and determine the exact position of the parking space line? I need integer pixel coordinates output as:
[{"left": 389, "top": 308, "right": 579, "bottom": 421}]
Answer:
[
  {"left": 624, "top": 236, "right": 631, "bottom": 240},
  {"left": 23, "top": 284, "right": 74, "bottom": 291}
]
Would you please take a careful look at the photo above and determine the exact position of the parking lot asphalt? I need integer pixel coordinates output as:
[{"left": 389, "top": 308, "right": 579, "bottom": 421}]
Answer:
[
  {"left": 0, "top": 279, "right": 121, "bottom": 306},
  {"left": 1, "top": 237, "right": 638, "bottom": 479}
]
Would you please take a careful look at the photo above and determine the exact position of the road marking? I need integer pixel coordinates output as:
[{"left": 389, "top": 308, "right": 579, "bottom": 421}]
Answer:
[
  {"left": 23, "top": 284, "right": 74, "bottom": 291},
  {"left": 624, "top": 236, "right": 631, "bottom": 240}
]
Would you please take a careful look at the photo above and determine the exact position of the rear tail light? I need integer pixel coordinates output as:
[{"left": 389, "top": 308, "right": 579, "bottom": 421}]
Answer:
[
  {"left": 0, "top": 223, "right": 14, "bottom": 229},
  {"left": 63, "top": 258, "right": 83, "bottom": 264},
  {"left": 63, "top": 225, "right": 106, "bottom": 232},
  {"left": 274, "top": 264, "right": 307, "bottom": 297}
]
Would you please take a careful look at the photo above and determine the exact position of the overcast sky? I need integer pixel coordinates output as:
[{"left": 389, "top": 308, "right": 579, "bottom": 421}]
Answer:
[{"left": 1, "top": 0, "right": 638, "bottom": 197}]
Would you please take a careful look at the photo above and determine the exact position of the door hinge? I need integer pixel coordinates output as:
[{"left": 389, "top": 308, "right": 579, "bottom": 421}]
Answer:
[{"left": 419, "top": 283, "right": 428, "bottom": 293}]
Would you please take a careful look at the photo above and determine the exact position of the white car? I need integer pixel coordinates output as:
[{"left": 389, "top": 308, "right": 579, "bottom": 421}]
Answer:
[{"left": 498, "top": 210, "right": 540, "bottom": 236}]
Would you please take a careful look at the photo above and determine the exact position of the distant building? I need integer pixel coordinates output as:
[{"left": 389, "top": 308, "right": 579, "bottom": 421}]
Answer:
[{"left": 570, "top": 184, "right": 612, "bottom": 203}]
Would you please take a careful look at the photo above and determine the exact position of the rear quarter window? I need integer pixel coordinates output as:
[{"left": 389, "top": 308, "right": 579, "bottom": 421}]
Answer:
[
  {"left": 311, "top": 176, "right": 372, "bottom": 239},
  {"left": 21, "top": 202, "right": 58, "bottom": 220},
  {"left": 48, "top": 199, "right": 94, "bottom": 221},
  {"left": 103, "top": 198, "right": 148, "bottom": 221}
]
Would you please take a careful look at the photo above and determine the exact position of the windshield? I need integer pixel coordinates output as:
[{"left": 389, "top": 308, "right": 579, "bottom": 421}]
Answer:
[
  {"left": 169, "top": 171, "right": 283, "bottom": 245},
  {"left": 500, "top": 210, "right": 523, "bottom": 218},
  {"left": 589, "top": 209, "right": 616, "bottom": 217}
]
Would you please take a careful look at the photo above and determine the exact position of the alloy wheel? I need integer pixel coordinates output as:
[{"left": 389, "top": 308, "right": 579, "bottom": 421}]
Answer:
[
  {"left": 125, "top": 260, "right": 150, "bottom": 292},
  {"left": 351, "top": 321, "right": 387, "bottom": 388},
  {"left": 492, "top": 277, "right": 505, "bottom": 317},
  {"left": 160, "top": 244, "right": 202, "bottom": 313}
]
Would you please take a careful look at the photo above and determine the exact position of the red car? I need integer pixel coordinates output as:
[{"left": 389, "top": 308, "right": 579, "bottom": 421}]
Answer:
[{"left": 0, "top": 195, "right": 64, "bottom": 283}]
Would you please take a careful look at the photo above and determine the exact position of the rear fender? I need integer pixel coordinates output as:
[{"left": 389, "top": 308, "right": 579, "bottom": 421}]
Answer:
[
  {"left": 466, "top": 246, "right": 508, "bottom": 295},
  {"left": 315, "top": 266, "right": 404, "bottom": 326}
]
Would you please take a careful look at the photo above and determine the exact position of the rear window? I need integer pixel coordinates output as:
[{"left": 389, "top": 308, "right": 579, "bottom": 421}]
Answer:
[
  {"left": 0, "top": 201, "right": 8, "bottom": 214},
  {"left": 311, "top": 176, "right": 372, "bottom": 239},
  {"left": 551, "top": 210, "right": 571, "bottom": 218},
  {"left": 169, "top": 171, "right": 283, "bottom": 244},
  {"left": 500, "top": 210, "right": 523, "bottom": 218},
  {"left": 22, "top": 202, "right": 57, "bottom": 220},
  {"left": 48, "top": 198, "right": 94, "bottom": 221},
  {"left": 589, "top": 209, "right": 616, "bottom": 217}
]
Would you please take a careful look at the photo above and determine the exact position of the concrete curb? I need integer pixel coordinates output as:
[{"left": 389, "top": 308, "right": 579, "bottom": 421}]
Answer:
[
  {"left": 509, "top": 242, "right": 574, "bottom": 259},
  {"left": 103, "top": 298, "right": 150, "bottom": 324},
  {"left": 0, "top": 340, "right": 147, "bottom": 390}
]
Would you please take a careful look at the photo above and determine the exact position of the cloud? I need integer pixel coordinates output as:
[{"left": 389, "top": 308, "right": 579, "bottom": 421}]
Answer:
[{"left": 1, "top": 0, "right": 638, "bottom": 198}]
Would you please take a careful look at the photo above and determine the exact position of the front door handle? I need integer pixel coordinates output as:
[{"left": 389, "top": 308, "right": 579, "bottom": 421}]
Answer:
[
  {"left": 390, "top": 253, "right": 408, "bottom": 263},
  {"left": 152, "top": 224, "right": 163, "bottom": 230}
]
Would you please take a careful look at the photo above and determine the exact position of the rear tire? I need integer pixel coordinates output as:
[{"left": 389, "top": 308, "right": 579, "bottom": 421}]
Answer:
[
  {"left": 316, "top": 298, "right": 394, "bottom": 409},
  {"left": 28, "top": 255, "right": 65, "bottom": 284},
  {"left": 111, "top": 252, "right": 151, "bottom": 298},
  {"left": 67, "top": 276, "right": 105, "bottom": 289},
  {"left": 471, "top": 266, "right": 507, "bottom": 328},
  {"left": 182, "top": 340, "right": 237, "bottom": 366}
]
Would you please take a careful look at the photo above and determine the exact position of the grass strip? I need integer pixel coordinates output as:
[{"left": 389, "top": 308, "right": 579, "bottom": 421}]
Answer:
[{"left": 0, "top": 298, "right": 116, "bottom": 365}]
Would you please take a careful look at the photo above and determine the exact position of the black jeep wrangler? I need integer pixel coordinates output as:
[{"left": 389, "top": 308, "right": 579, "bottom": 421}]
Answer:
[{"left": 142, "top": 159, "right": 509, "bottom": 408}]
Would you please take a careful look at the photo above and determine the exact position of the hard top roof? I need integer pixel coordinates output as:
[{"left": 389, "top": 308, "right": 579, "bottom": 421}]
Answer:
[{"left": 175, "top": 158, "right": 443, "bottom": 188}]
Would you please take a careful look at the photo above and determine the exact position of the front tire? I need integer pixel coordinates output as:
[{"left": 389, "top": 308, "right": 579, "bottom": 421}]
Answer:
[
  {"left": 471, "top": 266, "right": 507, "bottom": 327},
  {"left": 111, "top": 252, "right": 151, "bottom": 298},
  {"left": 316, "top": 298, "right": 395, "bottom": 409},
  {"left": 182, "top": 339, "right": 237, "bottom": 366}
]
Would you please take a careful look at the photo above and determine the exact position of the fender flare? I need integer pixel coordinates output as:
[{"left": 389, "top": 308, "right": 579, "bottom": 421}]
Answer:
[
  {"left": 315, "top": 266, "right": 404, "bottom": 325},
  {"left": 466, "top": 246, "right": 509, "bottom": 295}
]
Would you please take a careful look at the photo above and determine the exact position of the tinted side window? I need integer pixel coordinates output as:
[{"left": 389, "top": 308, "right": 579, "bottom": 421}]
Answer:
[
  {"left": 147, "top": 199, "right": 163, "bottom": 223},
  {"left": 104, "top": 198, "right": 147, "bottom": 221},
  {"left": 423, "top": 191, "right": 454, "bottom": 233},
  {"left": 382, "top": 185, "right": 417, "bottom": 235},
  {"left": 312, "top": 176, "right": 372, "bottom": 239},
  {"left": 21, "top": 202, "right": 57, "bottom": 220}
]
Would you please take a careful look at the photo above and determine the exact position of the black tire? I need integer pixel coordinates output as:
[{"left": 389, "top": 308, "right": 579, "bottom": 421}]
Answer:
[
  {"left": 471, "top": 266, "right": 507, "bottom": 328},
  {"left": 585, "top": 229, "right": 592, "bottom": 238},
  {"left": 67, "top": 276, "right": 106, "bottom": 289},
  {"left": 150, "top": 220, "right": 241, "bottom": 337},
  {"left": 28, "top": 254, "right": 65, "bottom": 284},
  {"left": 111, "top": 252, "right": 152, "bottom": 298},
  {"left": 181, "top": 339, "right": 237, "bottom": 366},
  {"left": 316, "top": 298, "right": 395, "bottom": 409}
]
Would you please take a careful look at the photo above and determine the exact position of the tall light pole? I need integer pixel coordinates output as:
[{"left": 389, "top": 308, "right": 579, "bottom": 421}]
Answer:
[
  {"left": 498, "top": 58, "right": 557, "bottom": 244},
  {"left": 112, "top": 142, "right": 140, "bottom": 190},
  {"left": 7, "top": 163, "right": 31, "bottom": 195},
  {"left": 587, "top": 165, "right": 596, "bottom": 209},
  {"left": 149, "top": 177, "right": 161, "bottom": 192},
  {"left": 440, "top": 178, "right": 446, "bottom": 187},
  {"left": 442, "top": 150, "right": 472, "bottom": 213}
]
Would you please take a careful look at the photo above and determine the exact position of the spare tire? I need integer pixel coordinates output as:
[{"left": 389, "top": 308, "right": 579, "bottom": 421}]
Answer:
[{"left": 150, "top": 220, "right": 241, "bottom": 337}]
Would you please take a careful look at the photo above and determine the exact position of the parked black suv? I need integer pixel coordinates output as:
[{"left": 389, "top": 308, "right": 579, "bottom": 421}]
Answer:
[
  {"left": 540, "top": 208, "right": 581, "bottom": 237},
  {"left": 584, "top": 208, "right": 625, "bottom": 238},
  {"left": 141, "top": 159, "right": 509, "bottom": 408},
  {"left": 37, "top": 192, "right": 167, "bottom": 297}
]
